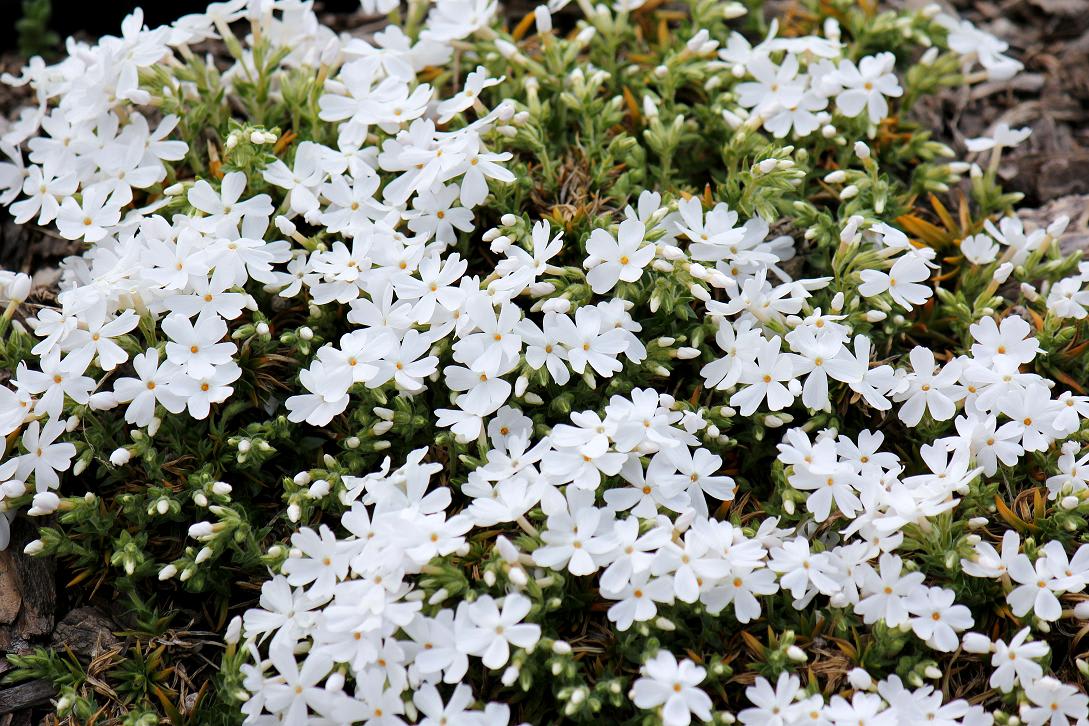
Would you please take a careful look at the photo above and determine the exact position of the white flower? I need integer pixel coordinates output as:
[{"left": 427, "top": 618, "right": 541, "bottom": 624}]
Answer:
[
  {"left": 584, "top": 219, "right": 656, "bottom": 294},
  {"left": 833, "top": 52, "right": 903, "bottom": 123},
  {"left": 456, "top": 593, "right": 541, "bottom": 669},
  {"left": 731, "top": 335, "right": 796, "bottom": 416},
  {"left": 894, "top": 347, "right": 964, "bottom": 426},
  {"left": 739, "top": 672, "right": 809, "bottom": 726},
  {"left": 632, "top": 650, "right": 713, "bottom": 726},
  {"left": 1022, "top": 677, "right": 1089, "bottom": 726},
  {"left": 905, "top": 586, "right": 973, "bottom": 652},
  {"left": 965, "top": 123, "right": 1031, "bottom": 152},
  {"left": 1006, "top": 552, "right": 1063, "bottom": 621},
  {"left": 858, "top": 254, "right": 932, "bottom": 310},
  {"left": 989, "top": 627, "right": 1048, "bottom": 693},
  {"left": 533, "top": 506, "right": 615, "bottom": 576},
  {"left": 960, "top": 233, "right": 999, "bottom": 264},
  {"left": 16, "top": 418, "right": 76, "bottom": 492}
]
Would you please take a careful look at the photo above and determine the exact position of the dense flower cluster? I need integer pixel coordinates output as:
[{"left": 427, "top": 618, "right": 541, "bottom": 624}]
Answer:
[{"left": 1, "top": 0, "right": 1088, "bottom": 724}]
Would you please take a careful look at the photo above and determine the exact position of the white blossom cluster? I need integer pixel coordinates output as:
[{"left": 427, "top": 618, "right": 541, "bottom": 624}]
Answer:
[
  {"left": 0, "top": 0, "right": 514, "bottom": 547},
  {"left": 0, "top": 0, "right": 1087, "bottom": 724}
]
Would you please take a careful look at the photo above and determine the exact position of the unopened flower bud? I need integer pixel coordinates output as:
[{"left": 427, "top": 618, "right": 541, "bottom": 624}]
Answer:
[
  {"left": 847, "top": 668, "right": 872, "bottom": 690},
  {"left": 308, "top": 479, "right": 331, "bottom": 498},
  {"left": 993, "top": 262, "right": 1014, "bottom": 284},
  {"left": 961, "top": 632, "right": 992, "bottom": 653},
  {"left": 1048, "top": 215, "right": 1069, "bottom": 238},
  {"left": 718, "top": 0, "right": 746, "bottom": 18}
]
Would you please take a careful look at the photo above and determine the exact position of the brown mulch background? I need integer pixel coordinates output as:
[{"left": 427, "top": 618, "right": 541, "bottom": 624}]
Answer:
[{"left": 0, "top": 0, "right": 1088, "bottom": 723}]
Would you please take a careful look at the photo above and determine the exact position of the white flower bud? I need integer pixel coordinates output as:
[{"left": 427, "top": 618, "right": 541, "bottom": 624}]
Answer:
[
  {"left": 723, "top": 1, "right": 747, "bottom": 17},
  {"left": 824, "top": 170, "right": 847, "bottom": 184},
  {"left": 274, "top": 215, "right": 297, "bottom": 236},
  {"left": 542, "top": 298, "right": 571, "bottom": 314},
  {"left": 847, "top": 668, "right": 873, "bottom": 690},
  {"left": 924, "top": 665, "right": 943, "bottom": 680},
  {"left": 23, "top": 539, "right": 44, "bottom": 556},
  {"left": 298, "top": 326, "right": 314, "bottom": 341},
  {"left": 787, "top": 646, "right": 807, "bottom": 662},
  {"left": 757, "top": 158, "right": 779, "bottom": 175},
  {"left": 864, "top": 310, "right": 887, "bottom": 322},
  {"left": 509, "top": 566, "right": 528, "bottom": 586},
  {"left": 158, "top": 564, "right": 178, "bottom": 581},
  {"left": 992, "top": 262, "right": 1014, "bottom": 284},
  {"left": 1047, "top": 216, "right": 1070, "bottom": 238},
  {"left": 109, "top": 447, "right": 132, "bottom": 466},
  {"left": 961, "top": 632, "right": 993, "bottom": 653},
  {"left": 308, "top": 479, "right": 331, "bottom": 498},
  {"left": 189, "top": 521, "right": 214, "bottom": 539},
  {"left": 515, "top": 375, "right": 529, "bottom": 397},
  {"left": 288, "top": 503, "right": 301, "bottom": 522},
  {"left": 495, "top": 39, "right": 519, "bottom": 59},
  {"left": 689, "top": 283, "right": 711, "bottom": 302},
  {"left": 854, "top": 141, "right": 871, "bottom": 160},
  {"left": 27, "top": 492, "right": 60, "bottom": 516},
  {"left": 1074, "top": 601, "right": 1089, "bottom": 619},
  {"left": 676, "top": 347, "right": 700, "bottom": 360},
  {"left": 839, "top": 184, "right": 860, "bottom": 200},
  {"left": 528, "top": 281, "right": 556, "bottom": 297},
  {"left": 1061, "top": 495, "right": 1079, "bottom": 510}
]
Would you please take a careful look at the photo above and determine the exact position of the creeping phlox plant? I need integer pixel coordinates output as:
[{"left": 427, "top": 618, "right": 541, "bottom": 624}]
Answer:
[{"left": 1, "top": 0, "right": 1089, "bottom": 723}]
